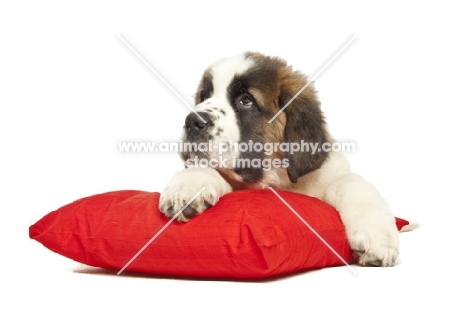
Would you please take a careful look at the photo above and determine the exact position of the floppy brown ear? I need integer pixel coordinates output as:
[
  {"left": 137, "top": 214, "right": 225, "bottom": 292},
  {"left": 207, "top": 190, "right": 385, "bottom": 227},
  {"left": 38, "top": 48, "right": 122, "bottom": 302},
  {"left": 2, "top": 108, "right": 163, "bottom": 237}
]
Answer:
[{"left": 280, "top": 88, "right": 330, "bottom": 183}]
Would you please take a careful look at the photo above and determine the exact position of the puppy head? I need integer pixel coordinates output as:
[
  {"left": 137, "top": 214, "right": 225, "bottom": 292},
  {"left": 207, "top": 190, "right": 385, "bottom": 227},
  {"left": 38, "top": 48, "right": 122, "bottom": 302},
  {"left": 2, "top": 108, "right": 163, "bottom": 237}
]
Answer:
[{"left": 180, "top": 52, "right": 330, "bottom": 184}]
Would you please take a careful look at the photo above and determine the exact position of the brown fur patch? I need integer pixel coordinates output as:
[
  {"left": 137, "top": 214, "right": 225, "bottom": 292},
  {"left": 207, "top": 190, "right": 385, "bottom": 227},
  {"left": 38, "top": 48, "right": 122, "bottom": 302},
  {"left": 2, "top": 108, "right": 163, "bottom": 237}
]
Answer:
[
  {"left": 192, "top": 51, "right": 331, "bottom": 185},
  {"left": 246, "top": 51, "right": 331, "bottom": 183},
  {"left": 248, "top": 87, "right": 286, "bottom": 145}
]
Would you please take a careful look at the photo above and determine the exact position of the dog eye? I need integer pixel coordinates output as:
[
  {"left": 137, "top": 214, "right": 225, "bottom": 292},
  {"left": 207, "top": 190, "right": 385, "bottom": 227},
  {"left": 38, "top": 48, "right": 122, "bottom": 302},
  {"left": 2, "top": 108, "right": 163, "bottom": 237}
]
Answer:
[{"left": 238, "top": 95, "right": 253, "bottom": 108}]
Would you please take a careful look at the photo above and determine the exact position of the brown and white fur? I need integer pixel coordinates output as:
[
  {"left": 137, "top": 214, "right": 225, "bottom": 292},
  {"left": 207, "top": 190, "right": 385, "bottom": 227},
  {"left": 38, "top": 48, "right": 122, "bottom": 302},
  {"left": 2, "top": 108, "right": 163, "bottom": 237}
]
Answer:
[{"left": 160, "top": 52, "right": 401, "bottom": 267}]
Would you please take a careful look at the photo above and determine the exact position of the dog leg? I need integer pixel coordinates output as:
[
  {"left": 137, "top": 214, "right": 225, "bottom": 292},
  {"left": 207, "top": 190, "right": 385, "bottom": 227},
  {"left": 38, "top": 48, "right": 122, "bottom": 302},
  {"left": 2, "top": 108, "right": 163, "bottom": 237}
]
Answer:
[
  {"left": 323, "top": 173, "right": 400, "bottom": 267},
  {"left": 159, "top": 167, "right": 232, "bottom": 222}
]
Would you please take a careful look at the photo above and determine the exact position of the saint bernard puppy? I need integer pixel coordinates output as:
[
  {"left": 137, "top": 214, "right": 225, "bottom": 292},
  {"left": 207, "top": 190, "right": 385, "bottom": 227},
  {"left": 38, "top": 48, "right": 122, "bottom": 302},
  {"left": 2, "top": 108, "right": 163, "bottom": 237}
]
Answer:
[{"left": 160, "top": 52, "right": 400, "bottom": 267}]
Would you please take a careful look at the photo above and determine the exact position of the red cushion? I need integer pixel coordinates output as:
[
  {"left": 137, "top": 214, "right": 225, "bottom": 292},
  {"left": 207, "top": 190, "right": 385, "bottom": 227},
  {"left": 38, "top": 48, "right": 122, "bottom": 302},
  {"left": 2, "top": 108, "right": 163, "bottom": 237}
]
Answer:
[{"left": 29, "top": 189, "right": 409, "bottom": 279}]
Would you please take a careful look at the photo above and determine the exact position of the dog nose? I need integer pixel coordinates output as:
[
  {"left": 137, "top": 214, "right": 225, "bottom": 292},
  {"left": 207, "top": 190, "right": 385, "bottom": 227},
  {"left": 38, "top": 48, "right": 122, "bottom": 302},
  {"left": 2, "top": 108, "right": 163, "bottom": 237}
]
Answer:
[{"left": 184, "top": 112, "right": 209, "bottom": 132}]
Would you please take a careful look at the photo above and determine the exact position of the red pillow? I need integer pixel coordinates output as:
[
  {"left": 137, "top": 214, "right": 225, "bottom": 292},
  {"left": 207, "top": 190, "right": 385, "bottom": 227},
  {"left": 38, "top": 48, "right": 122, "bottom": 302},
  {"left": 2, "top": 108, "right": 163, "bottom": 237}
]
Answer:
[{"left": 29, "top": 189, "right": 410, "bottom": 279}]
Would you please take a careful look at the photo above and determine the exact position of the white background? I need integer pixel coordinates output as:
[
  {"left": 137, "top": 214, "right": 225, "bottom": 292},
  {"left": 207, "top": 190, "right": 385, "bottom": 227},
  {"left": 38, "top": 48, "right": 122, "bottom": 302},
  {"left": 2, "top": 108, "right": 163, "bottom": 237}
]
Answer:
[{"left": 2, "top": 1, "right": 467, "bottom": 309}]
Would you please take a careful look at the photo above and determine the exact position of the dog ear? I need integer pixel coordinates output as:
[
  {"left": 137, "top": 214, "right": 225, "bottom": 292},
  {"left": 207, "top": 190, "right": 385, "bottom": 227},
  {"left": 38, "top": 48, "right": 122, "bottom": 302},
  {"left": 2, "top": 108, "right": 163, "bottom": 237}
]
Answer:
[{"left": 280, "top": 88, "right": 330, "bottom": 183}]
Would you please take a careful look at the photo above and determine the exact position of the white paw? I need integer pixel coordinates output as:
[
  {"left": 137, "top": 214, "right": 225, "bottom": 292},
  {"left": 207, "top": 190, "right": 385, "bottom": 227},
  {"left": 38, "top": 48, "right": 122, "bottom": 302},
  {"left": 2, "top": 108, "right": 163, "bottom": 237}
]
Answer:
[
  {"left": 323, "top": 173, "right": 400, "bottom": 267},
  {"left": 159, "top": 167, "right": 232, "bottom": 222},
  {"left": 347, "top": 220, "right": 400, "bottom": 267}
]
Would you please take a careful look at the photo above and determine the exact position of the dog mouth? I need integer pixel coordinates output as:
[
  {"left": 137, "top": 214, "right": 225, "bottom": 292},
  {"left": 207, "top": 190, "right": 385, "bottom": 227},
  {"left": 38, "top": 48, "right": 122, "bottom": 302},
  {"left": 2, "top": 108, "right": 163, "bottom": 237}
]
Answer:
[
  {"left": 180, "top": 108, "right": 240, "bottom": 163},
  {"left": 179, "top": 148, "right": 210, "bottom": 163},
  {"left": 179, "top": 135, "right": 243, "bottom": 170}
]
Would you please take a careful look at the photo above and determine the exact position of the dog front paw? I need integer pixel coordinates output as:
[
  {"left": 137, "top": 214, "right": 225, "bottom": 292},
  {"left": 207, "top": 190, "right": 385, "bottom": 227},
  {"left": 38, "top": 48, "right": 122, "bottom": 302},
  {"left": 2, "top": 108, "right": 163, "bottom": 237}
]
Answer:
[{"left": 159, "top": 167, "right": 232, "bottom": 222}]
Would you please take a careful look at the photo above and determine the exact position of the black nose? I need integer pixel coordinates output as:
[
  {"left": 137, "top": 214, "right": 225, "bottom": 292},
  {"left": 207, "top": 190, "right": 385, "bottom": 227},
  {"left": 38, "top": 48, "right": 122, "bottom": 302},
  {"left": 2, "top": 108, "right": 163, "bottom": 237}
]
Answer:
[{"left": 185, "top": 112, "right": 209, "bottom": 132}]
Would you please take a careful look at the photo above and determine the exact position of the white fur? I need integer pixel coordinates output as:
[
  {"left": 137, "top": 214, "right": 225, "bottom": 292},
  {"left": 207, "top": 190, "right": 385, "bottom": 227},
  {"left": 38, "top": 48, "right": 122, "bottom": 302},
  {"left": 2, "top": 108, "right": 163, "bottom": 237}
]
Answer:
[
  {"left": 209, "top": 53, "right": 254, "bottom": 98},
  {"left": 190, "top": 54, "right": 255, "bottom": 167},
  {"left": 291, "top": 152, "right": 400, "bottom": 266},
  {"left": 159, "top": 167, "right": 232, "bottom": 222},
  {"left": 160, "top": 53, "right": 405, "bottom": 267}
]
